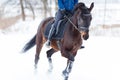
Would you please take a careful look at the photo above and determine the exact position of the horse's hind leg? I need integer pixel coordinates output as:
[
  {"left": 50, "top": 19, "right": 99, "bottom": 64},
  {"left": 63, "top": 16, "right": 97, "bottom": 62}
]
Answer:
[
  {"left": 46, "top": 48, "right": 57, "bottom": 72},
  {"left": 34, "top": 35, "right": 43, "bottom": 69}
]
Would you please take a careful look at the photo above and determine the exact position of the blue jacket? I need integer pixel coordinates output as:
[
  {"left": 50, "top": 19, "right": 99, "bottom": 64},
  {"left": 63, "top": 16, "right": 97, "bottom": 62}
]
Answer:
[{"left": 58, "top": 0, "right": 78, "bottom": 11}]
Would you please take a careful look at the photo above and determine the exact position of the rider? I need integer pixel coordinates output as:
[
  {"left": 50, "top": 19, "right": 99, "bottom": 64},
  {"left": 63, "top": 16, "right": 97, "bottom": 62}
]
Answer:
[{"left": 46, "top": 0, "right": 78, "bottom": 47}]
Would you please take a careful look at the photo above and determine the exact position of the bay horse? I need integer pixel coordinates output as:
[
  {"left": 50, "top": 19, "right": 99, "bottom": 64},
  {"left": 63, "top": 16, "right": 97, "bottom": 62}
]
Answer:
[{"left": 22, "top": 2, "right": 94, "bottom": 80}]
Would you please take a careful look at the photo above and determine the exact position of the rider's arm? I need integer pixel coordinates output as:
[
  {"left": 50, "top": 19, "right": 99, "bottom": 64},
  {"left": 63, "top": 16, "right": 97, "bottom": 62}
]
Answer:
[
  {"left": 74, "top": 0, "right": 78, "bottom": 5},
  {"left": 58, "top": 0, "right": 65, "bottom": 10}
]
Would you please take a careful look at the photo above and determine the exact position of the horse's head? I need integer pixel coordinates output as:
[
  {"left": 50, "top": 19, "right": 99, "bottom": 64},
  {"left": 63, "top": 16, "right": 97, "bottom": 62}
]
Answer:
[{"left": 73, "top": 2, "right": 94, "bottom": 40}]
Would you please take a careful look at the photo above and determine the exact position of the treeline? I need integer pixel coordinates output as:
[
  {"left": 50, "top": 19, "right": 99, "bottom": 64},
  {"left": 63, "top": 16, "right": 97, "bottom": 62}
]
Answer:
[
  {"left": 0, "top": 0, "right": 88, "bottom": 20},
  {"left": 20, "top": 0, "right": 58, "bottom": 21}
]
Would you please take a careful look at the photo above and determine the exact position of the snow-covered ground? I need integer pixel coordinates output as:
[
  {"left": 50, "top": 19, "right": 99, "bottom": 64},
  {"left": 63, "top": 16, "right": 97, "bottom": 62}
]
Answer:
[
  {"left": 0, "top": 18, "right": 120, "bottom": 80},
  {"left": 0, "top": 30, "right": 120, "bottom": 80}
]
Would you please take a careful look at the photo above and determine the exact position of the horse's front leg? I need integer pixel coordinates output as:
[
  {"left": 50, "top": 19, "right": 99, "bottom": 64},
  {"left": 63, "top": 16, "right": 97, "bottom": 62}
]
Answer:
[{"left": 63, "top": 60, "right": 74, "bottom": 80}]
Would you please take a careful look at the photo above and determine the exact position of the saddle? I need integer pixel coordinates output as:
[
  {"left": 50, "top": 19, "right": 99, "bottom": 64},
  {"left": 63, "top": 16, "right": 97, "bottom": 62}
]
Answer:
[{"left": 44, "top": 18, "right": 68, "bottom": 40}]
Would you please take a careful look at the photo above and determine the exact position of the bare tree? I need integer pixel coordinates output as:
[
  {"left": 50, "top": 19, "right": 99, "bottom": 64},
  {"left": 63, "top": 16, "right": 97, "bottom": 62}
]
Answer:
[
  {"left": 55, "top": 0, "right": 58, "bottom": 11},
  {"left": 24, "top": 0, "right": 35, "bottom": 19},
  {"left": 0, "top": 6, "right": 4, "bottom": 18},
  {"left": 20, "top": 0, "right": 25, "bottom": 21},
  {"left": 41, "top": 0, "right": 48, "bottom": 17},
  {"left": 20, "top": 0, "right": 35, "bottom": 21},
  {"left": 48, "top": 0, "right": 52, "bottom": 16}
]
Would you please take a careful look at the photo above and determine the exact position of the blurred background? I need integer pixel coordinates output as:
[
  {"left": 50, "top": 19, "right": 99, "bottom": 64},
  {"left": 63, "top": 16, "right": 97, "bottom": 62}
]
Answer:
[
  {"left": 0, "top": 0, "right": 120, "bottom": 36},
  {"left": 0, "top": 0, "right": 120, "bottom": 80}
]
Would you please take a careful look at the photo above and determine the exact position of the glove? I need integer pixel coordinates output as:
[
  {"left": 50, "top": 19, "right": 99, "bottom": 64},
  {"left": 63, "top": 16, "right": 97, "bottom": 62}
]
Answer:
[{"left": 61, "top": 9, "right": 66, "bottom": 15}]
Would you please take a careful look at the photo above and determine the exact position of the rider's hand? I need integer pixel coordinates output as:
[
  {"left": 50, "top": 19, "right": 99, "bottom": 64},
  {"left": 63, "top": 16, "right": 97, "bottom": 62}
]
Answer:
[{"left": 61, "top": 9, "right": 66, "bottom": 15}]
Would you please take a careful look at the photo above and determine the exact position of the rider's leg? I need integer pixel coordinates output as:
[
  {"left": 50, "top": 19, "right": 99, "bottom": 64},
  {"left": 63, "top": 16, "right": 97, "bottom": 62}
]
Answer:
[
  {"left": 46, "top": 25, "right": 55, "bottom": 47},
  {"left": 46, "top": 10, "right": 64, "bottom": 47}
]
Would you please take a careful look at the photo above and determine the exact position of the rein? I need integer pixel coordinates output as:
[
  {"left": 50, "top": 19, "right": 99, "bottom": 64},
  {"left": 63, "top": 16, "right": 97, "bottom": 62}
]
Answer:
[
  {"left": 64, "top": 14, "right": 89, "bottom": 32},
  {"left": 64, "top": 15, "right": 81, "bottom": 33}
]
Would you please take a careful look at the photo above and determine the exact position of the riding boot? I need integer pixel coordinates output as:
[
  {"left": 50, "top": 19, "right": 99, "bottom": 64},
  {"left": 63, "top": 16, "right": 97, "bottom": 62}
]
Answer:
[{"left": 46, "top": 24, "right": 55, "bottom": 47}]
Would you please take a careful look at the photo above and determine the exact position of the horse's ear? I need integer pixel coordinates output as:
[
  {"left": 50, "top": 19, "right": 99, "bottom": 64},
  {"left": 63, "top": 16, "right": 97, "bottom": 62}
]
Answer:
[
  {"left": 88, "top": 2, "right": 94, "bottom": 12},
  {"left": 74, "top": 3, "right": 79, "bottom": 11}
]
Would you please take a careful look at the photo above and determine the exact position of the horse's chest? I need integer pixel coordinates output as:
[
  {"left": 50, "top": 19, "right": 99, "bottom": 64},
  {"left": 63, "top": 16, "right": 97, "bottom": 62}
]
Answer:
[
  {"left": 64, "top": 29, "right": 82, "bottom": 48},
  {"left": 66, "top": 37, "right": 82, "bottom": 47},
  {"left": 72, "top": 39, "right": 82, "bottom": 46}
]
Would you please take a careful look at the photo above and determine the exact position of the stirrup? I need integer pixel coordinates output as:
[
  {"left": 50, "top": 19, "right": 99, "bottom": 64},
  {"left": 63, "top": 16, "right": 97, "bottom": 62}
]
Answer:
[{"left": 45, "top": 40, "right": 51, "bottom": 47}]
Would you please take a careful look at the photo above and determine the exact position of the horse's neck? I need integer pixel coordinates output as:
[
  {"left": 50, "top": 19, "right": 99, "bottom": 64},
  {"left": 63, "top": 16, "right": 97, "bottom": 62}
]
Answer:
[
  {"left": 67, "top": 21, "right": 80, "bottom": 38},
  {"left": 69, "top": 10, "right": 80, "bottom": 32},
  {"left": 69, "top": 9, "right": 80, "bottom": 28},
  {"left": 66, "top": 22, "right": 81, "bottom": 44}
]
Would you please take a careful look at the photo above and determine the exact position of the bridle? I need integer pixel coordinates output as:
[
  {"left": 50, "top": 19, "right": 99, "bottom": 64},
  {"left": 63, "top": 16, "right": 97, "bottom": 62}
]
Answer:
[
  {"left": 64, "top": 12, "right": 91, "bottom": 33},
  {"left": 78, "top": 13, "right": 91, "bottom": 32},
  {"left": 64, "top": 15, "right": 80, "bottom": 33}
]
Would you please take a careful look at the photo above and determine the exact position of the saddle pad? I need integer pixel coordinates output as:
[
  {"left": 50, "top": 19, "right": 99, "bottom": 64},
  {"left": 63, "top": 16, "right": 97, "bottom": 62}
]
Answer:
[{"left": 44, "top": 19, "right": 67, "bottom": 40}]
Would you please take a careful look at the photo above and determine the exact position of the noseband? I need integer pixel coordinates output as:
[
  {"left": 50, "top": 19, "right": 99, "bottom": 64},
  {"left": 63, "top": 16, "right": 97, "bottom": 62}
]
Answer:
[
  {"left": 79, "top": 26, "right": 89, "bottom": 32},
  {"left": 83, "top": 13, "right": 91, "bottom": 16},
  {"left": 78, "top": 13, "right": 91, "bottom": 32}
]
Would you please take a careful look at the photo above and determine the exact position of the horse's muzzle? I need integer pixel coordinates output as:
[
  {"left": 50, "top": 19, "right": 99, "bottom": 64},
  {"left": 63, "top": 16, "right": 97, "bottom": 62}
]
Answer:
[
  {"left": 80, "top": 31, "right": 89, "bottom": 40},
  {"left": 83, "top": 33, "right": 89, "bottom": 40}
]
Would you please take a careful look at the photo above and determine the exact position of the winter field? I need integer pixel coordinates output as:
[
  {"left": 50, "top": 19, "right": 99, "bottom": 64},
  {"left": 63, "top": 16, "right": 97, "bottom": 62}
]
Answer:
[
  {"left": 0, "top": 0, "right": 120, "bottom": 80},
  {"left": 0, "top": 18, "right": 120, "bottom": 80},
  {"left": 0, "top": 26, "right": 120, "bottom": 80}
]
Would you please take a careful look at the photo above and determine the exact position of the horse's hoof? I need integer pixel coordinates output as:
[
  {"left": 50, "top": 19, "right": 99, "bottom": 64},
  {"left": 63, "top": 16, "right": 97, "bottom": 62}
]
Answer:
[
  {"left": 34, "top": 64, "right": 37, "bottom": 69},
  {"left": 64, "top": 77, "right": 68, "bottom": 80},
  {"left": 62, "top": 70, "right": 69, "bottom": 78},
  {"left": 47, "top": 65, "right": 53, "bottom": 73},
  {"left": 34, "top": 68, "right": 38, "bottom": 75},
  {"left": 62, "top": 70, "right": 66, "bottom": 75},
  {"left": 47, "top": 69, "right": 52, "bottom": 73}
]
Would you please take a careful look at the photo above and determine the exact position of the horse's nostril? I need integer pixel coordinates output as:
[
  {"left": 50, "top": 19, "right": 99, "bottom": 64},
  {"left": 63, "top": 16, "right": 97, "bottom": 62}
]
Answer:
[{"left": 83, "top": 34, "right": 89, "bottom": 40}]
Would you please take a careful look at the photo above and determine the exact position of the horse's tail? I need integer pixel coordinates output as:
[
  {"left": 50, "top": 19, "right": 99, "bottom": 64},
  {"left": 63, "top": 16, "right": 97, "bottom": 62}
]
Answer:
[{"left": 22, "top": 35, "right": 36, "bottom": 53}]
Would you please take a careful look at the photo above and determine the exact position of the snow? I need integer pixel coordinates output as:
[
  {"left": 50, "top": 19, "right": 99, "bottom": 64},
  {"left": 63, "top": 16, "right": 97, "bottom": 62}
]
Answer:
[
  {"left": 0, "top": 31, "right": 120, "bottom": 80},
  {"left": 0, "top": 18, "right": 120, "bottom": 80}
]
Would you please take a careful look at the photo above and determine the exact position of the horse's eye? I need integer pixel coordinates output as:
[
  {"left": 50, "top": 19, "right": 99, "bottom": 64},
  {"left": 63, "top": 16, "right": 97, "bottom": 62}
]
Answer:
[{"left": 82, "top": 16, "right": 86, "bottom": 20}]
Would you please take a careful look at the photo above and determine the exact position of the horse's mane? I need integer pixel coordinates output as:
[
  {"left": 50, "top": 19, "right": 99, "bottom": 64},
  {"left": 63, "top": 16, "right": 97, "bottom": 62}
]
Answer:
[
  {"left": 74, "top": 2, "right": 86, "bottom": 11},
  {"left": 73, "top": 2, "right": 89, "bottom": 14}
]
